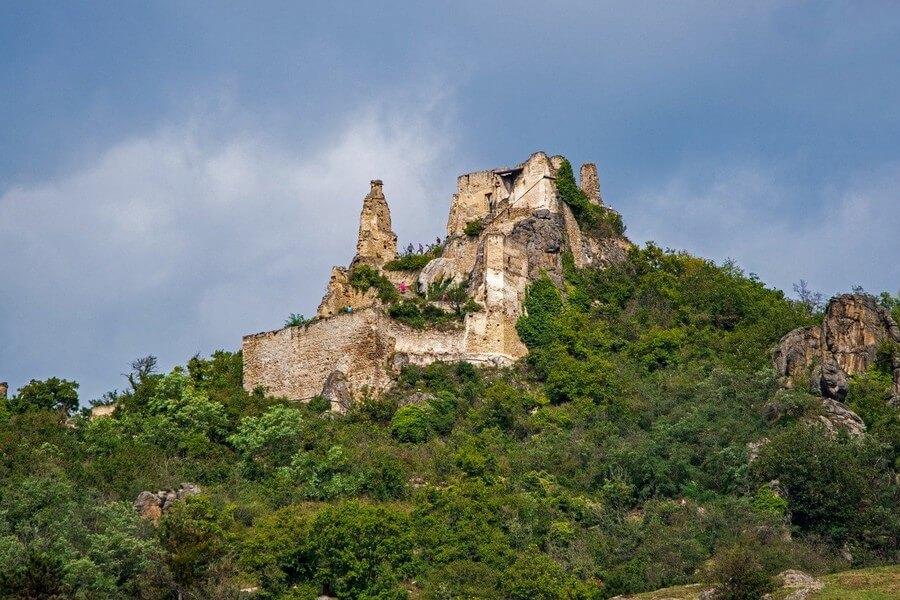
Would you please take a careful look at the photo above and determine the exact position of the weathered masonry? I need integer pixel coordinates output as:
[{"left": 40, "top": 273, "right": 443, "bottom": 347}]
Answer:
[{"left": 243, "top": 152, "right": 630, "bottom": 407}]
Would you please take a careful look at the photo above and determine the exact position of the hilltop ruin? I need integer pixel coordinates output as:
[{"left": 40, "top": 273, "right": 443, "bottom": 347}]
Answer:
[{"left": 242, "top": 152, "right": 630, "bottom": 407}]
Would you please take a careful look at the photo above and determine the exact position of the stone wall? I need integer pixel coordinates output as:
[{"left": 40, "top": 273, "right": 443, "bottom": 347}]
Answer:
[
  {"left": 244, "top": 308, "right": 395, "bottom": 401},
  {"left": 243, "top": 306, "right": 521, "bottom": 401}
]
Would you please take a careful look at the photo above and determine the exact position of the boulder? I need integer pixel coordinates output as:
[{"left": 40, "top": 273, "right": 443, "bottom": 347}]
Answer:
[
  {"left": 133, "top": 483, "right": 201, "bottom": 524},
  {"left": 321, "top": 370, "right": 353, "bottom": 413},
  {"left": 805, "top": 398, "right": 866, "bottom": 437}
]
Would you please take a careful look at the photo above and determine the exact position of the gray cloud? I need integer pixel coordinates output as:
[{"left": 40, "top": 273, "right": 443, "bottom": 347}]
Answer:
[{"left": 0, "top": 96, "right": 461, "bottom": 401}]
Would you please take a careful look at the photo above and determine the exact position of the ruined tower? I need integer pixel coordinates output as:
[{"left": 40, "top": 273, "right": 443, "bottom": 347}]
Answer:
[
  {"left": 352, "top": 179, "right": 397, "bottom": 268},
  {"left": 580, "top": 163, "right": 602, "bottom": 206}
]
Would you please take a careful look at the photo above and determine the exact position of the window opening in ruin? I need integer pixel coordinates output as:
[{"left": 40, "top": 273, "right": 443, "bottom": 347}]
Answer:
[{"left": 486, "top": 192, "right": 494, "bottom": 215}]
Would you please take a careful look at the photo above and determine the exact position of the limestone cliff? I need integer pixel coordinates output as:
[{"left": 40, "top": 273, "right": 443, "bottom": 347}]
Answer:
[{"left": 243, "top": 152, "right": 630, "bottom": 405}]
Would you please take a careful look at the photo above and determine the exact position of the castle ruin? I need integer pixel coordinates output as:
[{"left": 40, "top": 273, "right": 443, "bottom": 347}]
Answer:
[{"left": 242, "top": 152, "right": 630, "bottom": 407}]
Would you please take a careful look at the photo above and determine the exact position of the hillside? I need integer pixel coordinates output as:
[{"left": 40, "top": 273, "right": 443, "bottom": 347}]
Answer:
[{"left": 0, "top": 158, "right": 897, "bottom": 599}]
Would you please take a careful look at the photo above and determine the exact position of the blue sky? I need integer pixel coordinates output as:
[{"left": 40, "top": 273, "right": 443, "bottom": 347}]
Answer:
[{"left": 2, "top": 1, "right": 899, "bottom": 401}]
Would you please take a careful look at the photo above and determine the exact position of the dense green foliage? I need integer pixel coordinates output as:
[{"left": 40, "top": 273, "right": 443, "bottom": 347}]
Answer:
[
  {"left": 349, "top": 264, "right": 400, "bottom": 304},
  {"left": 556, "top": 159, "right": 625, "bottom": 237},
  {"left": 1, "top": 245, "right": 897, "bottom": 598},
  {"left": 384, "top": 250, "right": 438, "bottom": 272}
]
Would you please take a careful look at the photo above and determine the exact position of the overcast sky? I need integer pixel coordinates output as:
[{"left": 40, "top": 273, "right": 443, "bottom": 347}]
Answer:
[{"left": 2, "top": 1, "right": 899, "bottom": 401}]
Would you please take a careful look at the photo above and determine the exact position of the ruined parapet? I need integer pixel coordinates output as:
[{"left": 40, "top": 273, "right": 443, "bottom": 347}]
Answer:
[
  {"left": 91, "top": 404, "right": 116, "bottom": 420},
  {"left": 580, "top": 163, "right": 602, "bottom": 206},
  {"left": 352, "top": 180, "right": 397, "bottom": 268}
]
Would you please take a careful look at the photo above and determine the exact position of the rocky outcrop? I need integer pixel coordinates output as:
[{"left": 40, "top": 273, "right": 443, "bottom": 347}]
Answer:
[
  {"left": 352, "top": 180, "right": 397, "bottom": 269},
  {"left": 775, "top": 294, "right": 900, "bottom": 402},
  {"left": 806, "top": 398, "right": 866, "bottom": 437},
  {"left": 766, "top": 570, "right": 823, "bottom": 600},
  {"left": 134, "top": 483, "right": 201, "bottom": 524},
  {"left": 774, "top": 294, "right": 899, "bottom": 435},
  {"left": 320, "top": 370, "right": 353, "bottom": 413},
  {"left": 398, "top": 391, "right": 436, "bottom": 407},
  {"left": 508, "top": 209, "right": 565, "bottom": 284}
]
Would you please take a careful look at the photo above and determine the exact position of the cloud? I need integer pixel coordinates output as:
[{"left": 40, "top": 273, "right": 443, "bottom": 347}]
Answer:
[
  {"left": 0, "top": 96, "right": 460, "bottom": 401},
  {"left": 621, "top": 161, "right": 900, "bottom": 299}
]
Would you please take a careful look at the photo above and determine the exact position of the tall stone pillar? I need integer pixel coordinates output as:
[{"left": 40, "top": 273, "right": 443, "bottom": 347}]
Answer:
[
  {"left": 580, "top": 163, "right": 602, "bottom": 206},
  {"left": 352, "top": 180, "right": 398, "bottom": 268}
]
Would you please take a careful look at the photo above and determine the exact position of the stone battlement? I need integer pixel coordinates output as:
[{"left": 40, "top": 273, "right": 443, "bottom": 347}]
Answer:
[{"left": 242, "top": 152, "right": 630, "bottom": 408}]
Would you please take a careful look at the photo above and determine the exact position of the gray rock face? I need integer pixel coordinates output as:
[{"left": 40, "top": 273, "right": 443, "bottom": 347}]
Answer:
[
  {"left": 321, "top": 370, "right": 353, "bottom": 413},
  {"left": 133, "top": 483, "right": 201, "bottom": 523},
  {"left": 399, "top": 391, "right": 436, "bottom": 407},
  {"left": 508, "top": 210, "right": 566, "bottom": 284},
  {"left": 805, "top": 398, "right": 866, "bottom": 437}
]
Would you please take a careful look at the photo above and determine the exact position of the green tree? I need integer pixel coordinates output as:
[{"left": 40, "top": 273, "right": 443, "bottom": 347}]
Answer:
[
  {"left": 157, "top": 495, "right": 232, "bottom": 594},
  {"left": 9, "top": 377, "right": 80, "bottom": 415},
  {"left": 307, "top": 501, "right": 414, "bottom": 599}
]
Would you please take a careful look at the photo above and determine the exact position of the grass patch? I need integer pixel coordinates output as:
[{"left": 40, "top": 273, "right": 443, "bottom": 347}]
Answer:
[
  {"left": 812, "top": 565, "right": 900, "bottom": 599},
  {"left": 384, "top": 247, "right": 441, "bottom": 271}
]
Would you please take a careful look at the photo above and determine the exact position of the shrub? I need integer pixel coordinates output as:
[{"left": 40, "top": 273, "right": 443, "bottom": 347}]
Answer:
[
  {"left": 307, "top": 501, "right": 414, "bottom": 599},
  {"left": 389, "top": 301, "right": 426, "bottom": 329},
  {"left": 707, "top": 545, "right": 775, "bottom": 600},
  {"left": 391, "top": 405, "right": 431, "bottom": 443},
  {"left": 752, "top": 484, "right": 788, "bottom": 518},
  {"left": 307, "top": 395, "right": 331, "bottom": 414},
  {"left": 349, "top": 265, "right": 399, "bottom": 303},
  {"left": 464, "top": 218, "right": 484, "bottom": 236}
]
